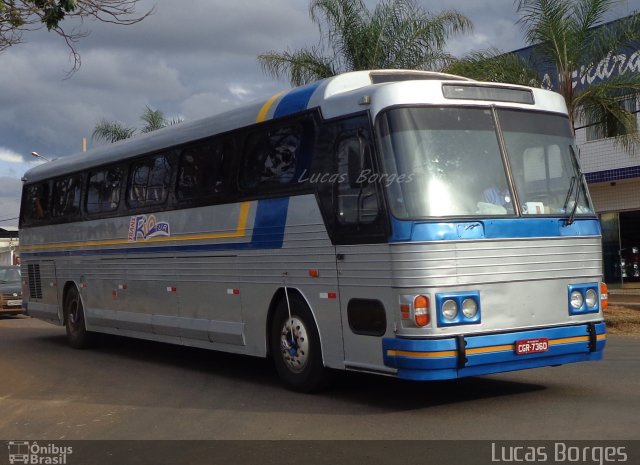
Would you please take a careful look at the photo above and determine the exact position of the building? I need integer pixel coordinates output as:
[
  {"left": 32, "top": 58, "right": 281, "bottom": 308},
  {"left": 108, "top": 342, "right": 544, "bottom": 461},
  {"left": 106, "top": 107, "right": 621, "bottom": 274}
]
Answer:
[
  {"left": 512, "top": 24, "right": 640, "bottom": 288},
  {"left": 0, "top": 227, "right": 19, "bottom": 265}
]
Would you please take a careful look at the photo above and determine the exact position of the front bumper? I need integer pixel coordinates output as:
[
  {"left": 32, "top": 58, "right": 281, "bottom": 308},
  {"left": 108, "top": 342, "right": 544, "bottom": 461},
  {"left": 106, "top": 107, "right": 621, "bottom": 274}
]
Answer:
[{"left": 383, "top": 322, "right": 606, "bottom": 381}]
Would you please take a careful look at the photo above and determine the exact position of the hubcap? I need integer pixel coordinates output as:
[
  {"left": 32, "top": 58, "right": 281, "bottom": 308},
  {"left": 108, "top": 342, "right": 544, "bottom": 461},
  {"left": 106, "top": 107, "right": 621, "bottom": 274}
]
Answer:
[
  {"left": 68, "top": 301, "right": 79, "bottom": 329},
  {"left": 279, "top": 317, "right": 309, "bottom": 373}
]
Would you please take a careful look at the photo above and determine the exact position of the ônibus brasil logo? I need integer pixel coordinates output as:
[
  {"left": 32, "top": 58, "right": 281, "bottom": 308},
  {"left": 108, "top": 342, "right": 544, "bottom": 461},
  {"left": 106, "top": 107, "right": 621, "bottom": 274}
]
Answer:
[{"left": 7, "top": 441, "right": 73, "bottom": 465}]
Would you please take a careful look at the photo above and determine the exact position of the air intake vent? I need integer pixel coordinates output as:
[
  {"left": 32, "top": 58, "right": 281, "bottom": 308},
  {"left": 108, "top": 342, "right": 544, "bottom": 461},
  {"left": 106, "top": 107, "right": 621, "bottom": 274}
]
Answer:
[
  {"left": 27, "top": 264, "right": 42, "bottom": 299},
  {"left": 370, "top": 70, "right": 471, "bottom": 84}
]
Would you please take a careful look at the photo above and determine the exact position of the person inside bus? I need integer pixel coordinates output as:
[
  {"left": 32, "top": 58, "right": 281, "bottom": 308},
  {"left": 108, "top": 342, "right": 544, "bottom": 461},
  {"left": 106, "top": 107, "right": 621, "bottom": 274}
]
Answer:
[
  {"left": 477, "top": 182, "right": 512, "bottom": 214},
  {"left": 483, "top": 185, "right": 511, "bottom": 206},
  {"left": 178, "top": 152, "right": 198, "bottom": 199}
]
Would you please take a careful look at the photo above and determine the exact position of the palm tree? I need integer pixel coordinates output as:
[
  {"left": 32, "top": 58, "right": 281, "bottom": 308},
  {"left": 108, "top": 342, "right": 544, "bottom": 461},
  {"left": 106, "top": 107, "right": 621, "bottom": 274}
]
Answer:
[
  {"left": 91, "top": 120, "right": 137, "bottom": 144},
  {"left": 258, "top": 0, "right": 472, "bottom": 86},
  {"left": 92, "top": 106, "right": 183, "bottom": 144},
  {"left": 445, "top": 48, "right": 541, "bottom": 88},
  {"left": 446, "top": 0, "right": 640, "bottom": 152}
]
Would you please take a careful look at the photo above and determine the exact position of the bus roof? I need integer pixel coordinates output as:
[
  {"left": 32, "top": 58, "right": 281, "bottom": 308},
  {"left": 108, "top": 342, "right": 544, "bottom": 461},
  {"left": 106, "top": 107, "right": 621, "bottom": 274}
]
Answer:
[{"left": 22, "top": 69, "right": 567, "bottom": 184}]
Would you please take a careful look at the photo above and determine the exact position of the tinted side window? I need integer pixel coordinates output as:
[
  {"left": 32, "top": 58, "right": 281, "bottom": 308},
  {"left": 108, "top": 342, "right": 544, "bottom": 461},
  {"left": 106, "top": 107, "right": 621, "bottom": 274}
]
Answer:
[
  {"left": 127, "top": 154, "right": 172, "bottom": 208},
  {"left": 240, "top": 122, "right": 306, "bottom": 189},
  {"left": 23, "top": 183, "right": 50, "bottom": 223},
  {"left": 52, "top": 175, "right": 82, "bottom": 218},
  {"left": 87, "top": 167, "right": 123, "bottom": 214},
  {"left": 335, "top": 135, "right": 379, "bottom": 225},
  {"left": 177, "top": 139, "right": 231, "bottom": 201},
  {"left": 313, "top": 113, "right": 389, "bottom": 245}
]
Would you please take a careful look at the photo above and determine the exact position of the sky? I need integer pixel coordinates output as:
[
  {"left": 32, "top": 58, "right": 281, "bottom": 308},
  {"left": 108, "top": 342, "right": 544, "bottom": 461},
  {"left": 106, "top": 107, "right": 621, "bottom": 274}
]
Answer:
[{"left": 2, "top": 0, "right": 640, "bottom": 228}]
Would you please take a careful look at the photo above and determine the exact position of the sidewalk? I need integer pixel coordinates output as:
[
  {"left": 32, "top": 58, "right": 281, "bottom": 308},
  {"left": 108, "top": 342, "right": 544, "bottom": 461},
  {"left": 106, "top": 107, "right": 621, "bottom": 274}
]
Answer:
[{"left": 608, "top": 288, "right": 640, "bottom": 309}]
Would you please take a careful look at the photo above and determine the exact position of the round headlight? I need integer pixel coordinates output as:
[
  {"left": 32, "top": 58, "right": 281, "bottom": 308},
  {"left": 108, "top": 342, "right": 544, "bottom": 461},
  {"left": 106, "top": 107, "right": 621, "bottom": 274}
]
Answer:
[
  {"left": 585, "top": 289, "right": 598, "bottom": 308},
  {"left": 442, "top": 299, "right": 458, "bottom": 320},
  {"left": 570, "top": 290, "right": 584, "bottom": 309},
  {"left": 462, "top": 298, "right": 478, "bottom": 318}
]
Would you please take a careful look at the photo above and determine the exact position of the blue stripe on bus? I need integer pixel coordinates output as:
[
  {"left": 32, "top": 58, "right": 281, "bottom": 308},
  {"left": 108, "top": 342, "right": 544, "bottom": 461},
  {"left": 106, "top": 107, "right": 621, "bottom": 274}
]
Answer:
[
  {"left": 383, "top": 322, "right": 606, "bottom": 381},
  {"left": 390, "top": 217, "right": 601, "bottom": 242},
  {"left": 273, "top": 81, "right": 321, "bottom": 118},
  {"left": 20, "top": 198, "right": 290, "bottom": 258},
  {"left": 250, "top": 196, "right": 290, "bottom": 248}
]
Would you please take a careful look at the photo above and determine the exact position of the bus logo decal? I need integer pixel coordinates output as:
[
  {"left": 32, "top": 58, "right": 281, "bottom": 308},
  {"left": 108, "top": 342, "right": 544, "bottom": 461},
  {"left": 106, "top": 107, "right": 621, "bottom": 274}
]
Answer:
[{"left": 128, "top": 214, "right": 171, "bottom": 242}]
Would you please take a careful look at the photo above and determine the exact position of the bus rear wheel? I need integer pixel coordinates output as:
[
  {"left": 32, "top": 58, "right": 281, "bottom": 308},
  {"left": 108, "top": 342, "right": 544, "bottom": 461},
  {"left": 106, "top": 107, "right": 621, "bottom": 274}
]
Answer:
[
  {"left": 270, "top": 294, "right": 328, "bottom": 392},
  {"left": 64, "top": 286, "right": 93, "bottom": 349}
]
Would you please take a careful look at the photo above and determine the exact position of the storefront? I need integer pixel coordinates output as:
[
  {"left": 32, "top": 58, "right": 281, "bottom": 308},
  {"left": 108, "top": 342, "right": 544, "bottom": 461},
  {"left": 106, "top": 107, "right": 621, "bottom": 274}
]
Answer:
[
  {"left": 586, "top": 175, "right": 640, "bottom": 288},
  {"left": 600, "top": 210, "right": 640, "bottom": 287}
]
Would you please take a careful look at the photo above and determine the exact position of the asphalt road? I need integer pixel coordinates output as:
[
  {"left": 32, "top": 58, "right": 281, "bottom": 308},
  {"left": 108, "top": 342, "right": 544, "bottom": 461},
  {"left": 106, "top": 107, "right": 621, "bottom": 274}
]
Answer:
[{"left": 1, "top": 315, "right": 638, "bottom": 441}]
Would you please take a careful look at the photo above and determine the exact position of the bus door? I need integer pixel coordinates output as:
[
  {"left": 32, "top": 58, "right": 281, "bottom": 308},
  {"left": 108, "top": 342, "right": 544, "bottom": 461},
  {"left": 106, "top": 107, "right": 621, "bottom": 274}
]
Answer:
[{"left": 330, "top": 123, "right": 394, "bottom": 373}]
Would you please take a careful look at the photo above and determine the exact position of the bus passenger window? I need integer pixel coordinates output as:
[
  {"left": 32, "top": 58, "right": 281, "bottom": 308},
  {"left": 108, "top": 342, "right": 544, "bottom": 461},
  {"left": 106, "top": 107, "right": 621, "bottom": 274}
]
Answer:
[
  {"left": 87, "top": 167, "right": 123, "bottom": 214},
  {"left": 128, "top": 154, "right": 172, "bottom": 208},
  {"left": 52, "top": 175, "right": 82, "bottom": 218},
  {"left": 177, "top": 140, "right": 229, "bottom": 201},
  {"left": 24, "top": 183, "right": 50, "bottom": 222},
  {"left": 241, "top": 123, "right": 302, "bottom": 188}
]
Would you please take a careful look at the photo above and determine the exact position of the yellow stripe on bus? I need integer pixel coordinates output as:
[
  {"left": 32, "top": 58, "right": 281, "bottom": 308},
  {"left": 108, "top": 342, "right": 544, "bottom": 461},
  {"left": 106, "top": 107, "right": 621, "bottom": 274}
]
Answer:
[
  {"left": 466, "top": 344, "right": 513, "bottom": 355},
  {"left": 256, "top": 91, "right": 285, "bottom": 123},
  {"left": 386, "top": 349, "right": 457, "bottom": 359},
  {"left": 20, "top": 201, "right": 251, "bottom": 252}
]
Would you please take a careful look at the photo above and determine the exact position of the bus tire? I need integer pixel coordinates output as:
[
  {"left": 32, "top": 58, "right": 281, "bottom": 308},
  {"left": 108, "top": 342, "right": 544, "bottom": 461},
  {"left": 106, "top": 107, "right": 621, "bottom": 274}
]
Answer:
[
  {"left": 270, "top": 294, "right": 328, "bottom": 392},
  {"left": 64, "top": 286, "right": 93, "bottom": 349}
]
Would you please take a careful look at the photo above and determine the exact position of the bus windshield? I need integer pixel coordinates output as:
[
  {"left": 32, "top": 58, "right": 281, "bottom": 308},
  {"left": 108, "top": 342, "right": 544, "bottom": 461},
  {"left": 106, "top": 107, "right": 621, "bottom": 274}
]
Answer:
[{"left": 378, "top": 107, "right": 594, "bottom": 219}]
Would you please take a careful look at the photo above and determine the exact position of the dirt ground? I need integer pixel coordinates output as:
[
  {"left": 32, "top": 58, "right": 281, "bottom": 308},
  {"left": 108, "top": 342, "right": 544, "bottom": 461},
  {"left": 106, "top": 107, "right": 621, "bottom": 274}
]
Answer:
[{"left": 604, "top": 305, "right": 640, "bottom": 337}]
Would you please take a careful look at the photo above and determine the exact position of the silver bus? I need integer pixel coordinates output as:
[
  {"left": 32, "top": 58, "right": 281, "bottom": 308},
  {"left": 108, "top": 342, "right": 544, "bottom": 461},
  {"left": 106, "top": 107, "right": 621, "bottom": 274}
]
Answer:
[{"left": 19, "top": 70, "right": 607, "bottom": 391}]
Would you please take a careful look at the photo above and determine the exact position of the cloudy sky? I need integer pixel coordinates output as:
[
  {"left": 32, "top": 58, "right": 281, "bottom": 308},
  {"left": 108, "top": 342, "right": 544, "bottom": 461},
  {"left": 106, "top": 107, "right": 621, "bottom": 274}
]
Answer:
[{"left": 2, "top": 0, "right": 640, "bottom": 228}]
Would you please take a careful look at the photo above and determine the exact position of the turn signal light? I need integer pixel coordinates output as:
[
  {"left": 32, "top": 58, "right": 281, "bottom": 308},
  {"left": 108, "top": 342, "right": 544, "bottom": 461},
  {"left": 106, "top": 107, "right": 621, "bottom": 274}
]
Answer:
[
  {"left": 400, "top": 304, "right": 410, "bottom": 320},
  {"left": 414, "top": 295, "right": 430, "bottom": 327},
  {"left": 600, "top": 282, "right": 609, "bottom": 310}
]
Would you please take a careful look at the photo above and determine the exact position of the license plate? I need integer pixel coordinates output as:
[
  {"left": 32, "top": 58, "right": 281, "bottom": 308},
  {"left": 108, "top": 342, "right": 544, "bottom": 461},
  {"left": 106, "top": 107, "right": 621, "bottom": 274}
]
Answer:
[
  {"left": 7, "top": 300, "right": 22, "bottom": 306},
  {"left": 515, "top": 337, "right": 549, "bottom": 355}
]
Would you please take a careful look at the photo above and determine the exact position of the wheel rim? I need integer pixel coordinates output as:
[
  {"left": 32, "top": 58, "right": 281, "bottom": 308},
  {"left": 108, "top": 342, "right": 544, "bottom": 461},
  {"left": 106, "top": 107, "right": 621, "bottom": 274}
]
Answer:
[
  {"left": 279, "top": 316, "right": 310, "bottom": 373},
  {"left": 68, "top": 299, "right": 81, "bottom": 330}
]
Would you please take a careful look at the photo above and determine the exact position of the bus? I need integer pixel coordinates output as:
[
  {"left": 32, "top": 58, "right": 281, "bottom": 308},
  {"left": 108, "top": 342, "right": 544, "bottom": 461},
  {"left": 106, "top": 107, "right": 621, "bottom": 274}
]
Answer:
[{"left": 19, "top": 70, "right": 607, "bottom": 391}]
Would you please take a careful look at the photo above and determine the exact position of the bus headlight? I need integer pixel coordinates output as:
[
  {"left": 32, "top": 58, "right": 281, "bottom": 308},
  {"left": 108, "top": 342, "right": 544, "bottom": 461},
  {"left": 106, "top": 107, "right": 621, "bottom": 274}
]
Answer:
[
  {"left": 570, "top": 290, "right": 584, "bottom": 309},
  {"left": 436, "top": 291, "right": 481, "bottom": 326},
  {"left": 585, "top": 289, "right": 597, "bottom": 308},
  {"left": 442, "top": 299, "right": 458, "bottom": 320},
  {"left": 568, "top": 284, "right": 600, "bottom": 315},
  {"left": 462, "top": 298, "right": 478, "bottom": 318}
]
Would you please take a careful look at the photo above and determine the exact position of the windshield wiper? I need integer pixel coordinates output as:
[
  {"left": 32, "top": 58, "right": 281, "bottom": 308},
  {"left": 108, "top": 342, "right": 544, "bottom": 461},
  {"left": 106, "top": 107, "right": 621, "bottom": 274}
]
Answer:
[
  {"left": 566, "top": 175, "right": 582, "bottom": 226},
  {"left": 565, "top": 145, "right": 582, "bottom": 226},
  {"left": 563, "top": 175, "right": 576, "bottom": 211}
]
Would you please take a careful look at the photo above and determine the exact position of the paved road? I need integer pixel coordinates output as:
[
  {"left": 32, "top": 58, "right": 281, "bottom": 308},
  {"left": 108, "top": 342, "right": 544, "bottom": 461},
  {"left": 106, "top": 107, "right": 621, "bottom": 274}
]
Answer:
[{"left": 0, "top": 316, "right": 638, "bottom": 440}]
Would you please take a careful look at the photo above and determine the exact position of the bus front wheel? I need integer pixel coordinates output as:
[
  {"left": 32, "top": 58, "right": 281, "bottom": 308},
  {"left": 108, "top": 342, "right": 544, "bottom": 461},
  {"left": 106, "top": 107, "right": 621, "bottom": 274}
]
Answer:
[
  {"left": 64, "top": 286, "right": 93, "bottom": 349},
  {"left": 270, "top": 294, "right": 328, "bottom": 392}
]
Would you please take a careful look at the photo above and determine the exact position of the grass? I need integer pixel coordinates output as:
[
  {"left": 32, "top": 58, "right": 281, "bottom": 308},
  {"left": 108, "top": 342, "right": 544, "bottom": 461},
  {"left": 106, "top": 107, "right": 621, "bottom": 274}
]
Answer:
[{"left": 603, "top": 305, "right": 640, "bottom": 336}]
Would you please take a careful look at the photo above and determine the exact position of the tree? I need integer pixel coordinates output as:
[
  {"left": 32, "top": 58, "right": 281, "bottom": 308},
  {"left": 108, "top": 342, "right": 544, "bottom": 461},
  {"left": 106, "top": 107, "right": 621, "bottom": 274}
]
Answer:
[
  {"left": 258, "top": 0, "right": 472, "bottom": 86},
  {"left": 445, "top": 48, "right": 541, "bottom": 87},
  {"left": 446, "top": 0, "right": 640, "bottom": 152},
  {"left": 92, "top": 106, "right": 183, "bottom": 144},
  {"left": 0, "top": 0, "right": 152, "bottom": 72}
]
